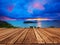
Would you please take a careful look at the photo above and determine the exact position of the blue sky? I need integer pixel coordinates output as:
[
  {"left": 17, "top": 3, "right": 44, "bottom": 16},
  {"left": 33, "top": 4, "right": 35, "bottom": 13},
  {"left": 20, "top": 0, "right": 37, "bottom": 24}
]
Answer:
[
  {"left": 0, "top": 0, "right": 60, "bottom": 28},
  {"left": 0, "top": 0, "right": 60, "bottom": 19}
]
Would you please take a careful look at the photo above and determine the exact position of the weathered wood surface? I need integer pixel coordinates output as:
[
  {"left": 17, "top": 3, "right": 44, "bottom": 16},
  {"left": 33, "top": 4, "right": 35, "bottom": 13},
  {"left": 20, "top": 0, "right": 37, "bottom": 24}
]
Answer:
[{"left": 0, "top": 28, "right": 60, "bottom": 45}]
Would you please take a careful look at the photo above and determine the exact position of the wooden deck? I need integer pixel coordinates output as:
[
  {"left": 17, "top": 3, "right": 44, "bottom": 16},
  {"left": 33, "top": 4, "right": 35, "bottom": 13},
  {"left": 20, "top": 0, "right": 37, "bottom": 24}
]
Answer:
[{"left": 0, "top": 28, "right": 60, "bottom": 45}]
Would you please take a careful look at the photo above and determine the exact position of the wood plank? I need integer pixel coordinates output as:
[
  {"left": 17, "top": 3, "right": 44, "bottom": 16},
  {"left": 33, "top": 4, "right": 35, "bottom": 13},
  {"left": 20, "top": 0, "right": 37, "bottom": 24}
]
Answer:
[
  {"left": 35, "top": 28, "right": 52, "bottom": 43},
  {"left": 7, "top": 29, "right": 27, "bottom": 44},
  {"left": 0, "top": 29, "right": 23, "bottom": 44},
  {"left": 15, "top": 29, "right": 29, "bottom": 43},
  {"left": 38, "top": 28, "right": 58, "bottom": 43},
  {"left": 23, "top": 28, "right": 38, "bottom": 43},
  {"left": 33, "top": 28, "right": 45, "bottom": 43},
  {"left": 0, "top": 28, "right": 60, "bottom": 45},
  {"left": 43, "top": 28, "right": 60, "bottom": 43}
]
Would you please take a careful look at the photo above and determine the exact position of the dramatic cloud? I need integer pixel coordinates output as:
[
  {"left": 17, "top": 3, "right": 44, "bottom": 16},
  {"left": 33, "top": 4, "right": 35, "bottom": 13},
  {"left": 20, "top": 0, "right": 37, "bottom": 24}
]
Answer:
[{"left": 0, "top": 0, "right": 60, "bottom": 19}]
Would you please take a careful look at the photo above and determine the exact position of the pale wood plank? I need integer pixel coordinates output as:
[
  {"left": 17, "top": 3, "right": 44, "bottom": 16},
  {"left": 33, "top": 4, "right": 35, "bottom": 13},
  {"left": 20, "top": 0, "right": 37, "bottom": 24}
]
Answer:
[
  {"left": 33, "top": 28, "right": 45, "bottom": 43},
  {"left": 35, "top": 28, "right": 52, "bottom": 43}
]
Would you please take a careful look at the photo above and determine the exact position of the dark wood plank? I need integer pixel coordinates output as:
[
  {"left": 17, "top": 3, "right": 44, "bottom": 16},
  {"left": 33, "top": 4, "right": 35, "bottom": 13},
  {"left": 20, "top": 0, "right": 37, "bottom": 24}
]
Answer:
[{"left": 23, "top": 28, "right": 38, "bottom": 43}]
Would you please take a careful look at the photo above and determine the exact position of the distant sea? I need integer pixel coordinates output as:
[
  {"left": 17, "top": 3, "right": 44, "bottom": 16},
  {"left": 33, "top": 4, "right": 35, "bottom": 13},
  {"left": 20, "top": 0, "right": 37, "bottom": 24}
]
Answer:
[{"left": 5, "top": 20, "right": 60, "bottom": 28}]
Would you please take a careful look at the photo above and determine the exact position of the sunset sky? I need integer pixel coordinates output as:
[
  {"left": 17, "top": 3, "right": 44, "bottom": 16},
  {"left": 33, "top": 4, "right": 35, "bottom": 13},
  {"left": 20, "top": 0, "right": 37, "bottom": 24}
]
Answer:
[{"left": 0, "top": 0, "right": 60, "bottom": 28}]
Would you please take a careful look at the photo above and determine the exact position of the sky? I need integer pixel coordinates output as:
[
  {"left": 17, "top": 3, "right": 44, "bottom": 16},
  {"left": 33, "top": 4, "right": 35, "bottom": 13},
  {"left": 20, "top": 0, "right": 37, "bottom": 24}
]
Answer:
[
  {"left": 0, "top": 0, "right": 60, "bottom": 28},
  {"left": 0, "top": 0, "right": 60, "bottom": 19}
]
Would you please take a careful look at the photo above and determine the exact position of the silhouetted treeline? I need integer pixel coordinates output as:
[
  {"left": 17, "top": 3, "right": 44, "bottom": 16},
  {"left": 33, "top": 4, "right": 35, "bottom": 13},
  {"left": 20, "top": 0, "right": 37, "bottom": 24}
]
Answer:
[{"left": 0, "top": 20, "right": 16, "bottom": 28}]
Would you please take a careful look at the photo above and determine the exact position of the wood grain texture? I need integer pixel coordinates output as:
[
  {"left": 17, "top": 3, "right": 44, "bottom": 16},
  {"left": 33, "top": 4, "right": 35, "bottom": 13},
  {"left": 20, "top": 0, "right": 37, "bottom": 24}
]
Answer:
[{"left": 0, "top": 28, "right": 60, "bottom": 45}]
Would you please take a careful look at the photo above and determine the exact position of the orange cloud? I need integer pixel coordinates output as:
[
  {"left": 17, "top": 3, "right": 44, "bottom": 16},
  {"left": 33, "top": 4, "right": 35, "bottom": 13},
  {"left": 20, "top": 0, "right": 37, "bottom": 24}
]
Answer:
[{"left": 26, "top": 18, "right": 52, "bottom": 21}]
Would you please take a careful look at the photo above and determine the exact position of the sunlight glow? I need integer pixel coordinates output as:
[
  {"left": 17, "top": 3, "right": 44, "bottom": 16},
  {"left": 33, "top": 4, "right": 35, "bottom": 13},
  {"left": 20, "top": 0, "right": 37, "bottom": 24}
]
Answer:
[{"left": 26, "top": 18, "right": 52, "bottom": 21}]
